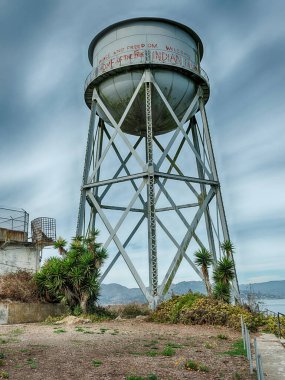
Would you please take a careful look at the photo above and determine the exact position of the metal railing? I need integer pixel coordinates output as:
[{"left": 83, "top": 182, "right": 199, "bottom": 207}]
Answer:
[
  {"left": 0, "top": 206, "right": 29, "bottom": 242},
  {"left": 277, "top": 312, "right": 285, "bottom": 339},
  {"left": 263, "top": 309, "right": 285, "bottom": 339},
  {"left": 84, "top": 51, "right": 209, "bottom": 92},
  {"left": 241, "top": 316, "right": 265, "bottom": 379},
  {"left": 254, "top": 337, "right": 265, "bottom": 380}
]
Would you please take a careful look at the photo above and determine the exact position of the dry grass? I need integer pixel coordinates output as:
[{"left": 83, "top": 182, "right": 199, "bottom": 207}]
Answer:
[{"left": 0, "top": 271, "right": 40, "bottom": 303}]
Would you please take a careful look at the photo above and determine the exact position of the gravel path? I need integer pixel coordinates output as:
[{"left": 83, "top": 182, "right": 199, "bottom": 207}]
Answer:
[{"left": 0, "top": 320, "right": 253, "bottom": 379}]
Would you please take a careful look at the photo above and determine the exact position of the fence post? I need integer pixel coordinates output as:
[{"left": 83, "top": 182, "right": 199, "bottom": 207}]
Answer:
[
  {"left": 277, "top": 313, "right": 281, "bottom": 339},
  {"left": 245, "top": 326, "right": 253, "bottom": 374},
  {"left": 254, "top": 337, "right": 260, "bottom": 380},
  {"left": 241, "top": 315, "right": 246, "bottom": 349}
]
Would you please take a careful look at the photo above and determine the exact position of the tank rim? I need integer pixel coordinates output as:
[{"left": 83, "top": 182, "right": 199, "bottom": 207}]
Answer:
[
  {"left": 84, "top": 64, "right": 210, "bottom": 111},
  {"left": 88, "top": 17, "right": 204, "bottom": 65}
]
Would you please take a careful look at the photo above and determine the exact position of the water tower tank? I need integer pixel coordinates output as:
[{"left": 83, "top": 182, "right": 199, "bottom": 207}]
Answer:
[{"left": 85, "top": 17, "right": 209, "bottom": 135}]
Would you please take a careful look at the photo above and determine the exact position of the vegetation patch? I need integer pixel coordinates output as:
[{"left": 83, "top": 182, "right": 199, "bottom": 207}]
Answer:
[
  {"left": 161, "top": 345, "right": 176, "bottom": 356},
  {"left": 125, "top": 375, "right": 158, "bottom": 380},
  {"left": 184, "top": 359, "right": 209, "bottom": 372},
  {"left": 151, "top": 292, "right": 271, "bottom": 332},
  {"left": 145, "top": 351, "right": 158, "bottom": 357},
  {"left": 26, "top": 358, "right": 37, "bottom": 369},
  {"left": 91, "top": 359, "right": 102, "bottom": 367},
  {"left": 35, "top": 232, "right": 107, "bottom": 314},
  {"left": 221, "top": 339, "right": 246, "bottom": 357},
  {"left": 0, "top": 270, "right": 40, "bottom": 303},
  {"left": 150, "top": 292, "right": 203, "bottom": 323},
  {"left": 53, "top": 328, "right": 66, "bottom": 334}
]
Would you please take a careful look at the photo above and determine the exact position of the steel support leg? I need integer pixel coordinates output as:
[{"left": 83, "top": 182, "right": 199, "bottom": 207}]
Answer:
[
  {"left": 198, "top": 95, "right": 240, "bottom": 301},
  {"left": 191, "top": 117, "right": 217, "bottom": 261},
  {"left": 76, "top": 99, "right": 97, "bottom": 236},
  {"left": 145, "top": 81, "right": 158, "bottom": 308},
  {"left": 89, "top": 119, "right": 104, "bottom": 234}
]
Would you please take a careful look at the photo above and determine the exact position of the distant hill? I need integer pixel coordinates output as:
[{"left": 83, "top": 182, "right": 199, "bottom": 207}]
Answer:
[
  {"left": 239, "top": 280, "right": 285, "bottom": 299},
  {"left": 98, "top": 280, "right": 285, "bottom": 305}
]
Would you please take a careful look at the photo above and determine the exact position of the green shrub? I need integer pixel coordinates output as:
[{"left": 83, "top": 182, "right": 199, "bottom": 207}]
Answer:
[
  {"left": 179, "top": 297, "right": 265, "bottom": 331},
  {"left": 150, "top": 292, "right": 203, "bottom": 323},
  {"left": 161, "top": 345, "right": 175, "bottom": 356},
  {"left": 151, "top": 293, "right": 278, "bottom": 333},
  {"left": 184, "top": 360, "right": 198, "bottom": 371},
  {"left": 222, "top": 339, "right": 246, "bottom": 357},
  {"left": 185, "top": 360, "right": 209, "bottom": 372},
  {"left": 91, "top": 359, "right": 102, "bottom": 367}
]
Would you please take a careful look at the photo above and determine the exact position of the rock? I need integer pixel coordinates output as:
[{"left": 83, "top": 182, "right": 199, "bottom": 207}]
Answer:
[{"left": 135, "top": 315, "right": 148, "bottom": 321}]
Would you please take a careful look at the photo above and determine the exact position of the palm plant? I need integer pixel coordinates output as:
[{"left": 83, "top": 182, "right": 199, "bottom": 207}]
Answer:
[
  {"left": 54, "top": 237, "right": 67, "bottom": 255},
  {"left": 212, "top": 257, "right": 235, "bottom": 303},
  {"left": 194, "top": 247, "right": 213, "bottom": 295},
  {"left": 35, "top": 233, "right": 107, "bottom": 313},
  {"left": 213, "top": 281, "right": 231, "bottom": 303},
  {"left": 213, "top": 257, "right": 235, "bottom": 285},
  {"left": 221, "top": 240, "right": 235, "bottom": 259}
]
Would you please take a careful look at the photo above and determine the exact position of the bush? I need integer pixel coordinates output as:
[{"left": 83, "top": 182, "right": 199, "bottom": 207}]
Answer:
[
  {"left": 180, "top": 297, "right": 265, "bottom": 331},
  {"left": 0, "top": 270, "right": 41, "bottom": 303},
  {"left": 150, "top": 293, "right": 271, "bottom": 332},
  {"left": 117, "top": 303, "right": 150, "bottom": 319},
  {"left": 150, "top": 292, "right": 204, "bottom": 323}
]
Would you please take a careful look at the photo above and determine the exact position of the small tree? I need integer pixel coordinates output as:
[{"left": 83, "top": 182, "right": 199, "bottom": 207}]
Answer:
[
  {"left": 213, "top": 257, "right": 235, "bottom": 303},
  {"left": 53, "top": 236, "right": 67, "bottom": 255},
  {"left": 194, "top": 247, "right": 213, "bottom": 295},
  {"left": 35, "top": 231, "right": 107, "bottom": 314},
  {"left": 212, "top": 281, "right": 231, "bottom": 303},
  {"left": 221, "top": 240, "right": 235, "bottom": 259}
]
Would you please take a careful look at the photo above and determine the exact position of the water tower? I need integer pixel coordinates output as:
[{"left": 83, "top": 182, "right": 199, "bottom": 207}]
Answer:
[{"left": 77, "top": 18, "right": 239, "bottom": 307}]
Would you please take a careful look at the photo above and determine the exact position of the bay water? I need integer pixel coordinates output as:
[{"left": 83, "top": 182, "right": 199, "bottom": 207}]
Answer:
[{"left": 258, "top": 298, "right": 285, "bottom": 314}]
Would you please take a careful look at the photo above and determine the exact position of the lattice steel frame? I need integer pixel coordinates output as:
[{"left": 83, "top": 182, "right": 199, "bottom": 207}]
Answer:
[{"left": 77, "top": 69, "right": 240, "bottom": 308}]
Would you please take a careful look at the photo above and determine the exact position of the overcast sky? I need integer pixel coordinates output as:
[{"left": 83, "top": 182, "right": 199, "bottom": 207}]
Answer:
[{"left": 0, "top": 0, "right": 284, "bottom": 287}]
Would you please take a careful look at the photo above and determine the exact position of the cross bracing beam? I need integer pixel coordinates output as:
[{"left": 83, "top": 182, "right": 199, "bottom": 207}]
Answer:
[
  {"left": 155, "top": 172, "right": 218, "bottom": 186},
  {"left": 150, "top": 77, "right": 212, "bottom": 179},
  {"left": 159, "top": 188, "right": 216, "bottom": 297},
  {"left": 153, "top": 129, "right": 200, "bottom": 198},
  {"left": 86, "top": 190, "right": 151, "bottom": 302},
  {"left": 77, "top": 68, "right": 240, "bottom": 307},
  {"left": 156, "top": 216, "right": 203, "bottom": 280},
  {"left": 99, "top": 214, "right": 146, "bottom": 284},
  {"left": 100, "top": 205, "right": 145, "bottom": 213},
  {"left": 100, "top": 125, "right": 145, "bottom": 206},
  {"left": 83, "top": 172, "right": 148, "bottom": 189}
]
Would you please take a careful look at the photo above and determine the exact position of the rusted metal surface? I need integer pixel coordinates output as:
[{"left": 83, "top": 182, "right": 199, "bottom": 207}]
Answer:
[
  {"left": 0, "top": 227, "right": 27, "bottom": 243},
  {"left": 31, "top": 217, "right": 56, "bottom": 247}
]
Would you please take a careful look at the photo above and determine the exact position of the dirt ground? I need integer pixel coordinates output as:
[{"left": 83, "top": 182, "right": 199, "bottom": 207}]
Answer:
[{"left": 0, "top": 319, "right": 254, "bottom": 380}]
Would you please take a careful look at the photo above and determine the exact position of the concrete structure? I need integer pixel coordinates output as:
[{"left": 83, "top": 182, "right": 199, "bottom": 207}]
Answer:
[
  {"left": 0, "top": 207, "right": 56, "bottom": 274},
  {"left": 77, "top": 18, "right": 240, "bottom": 308},
  {"left": 0, "top": 302, "right": 67, "bottom": 324},
  {"left": 0, "top": 243, "right": 40, "bottom": 275}
]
